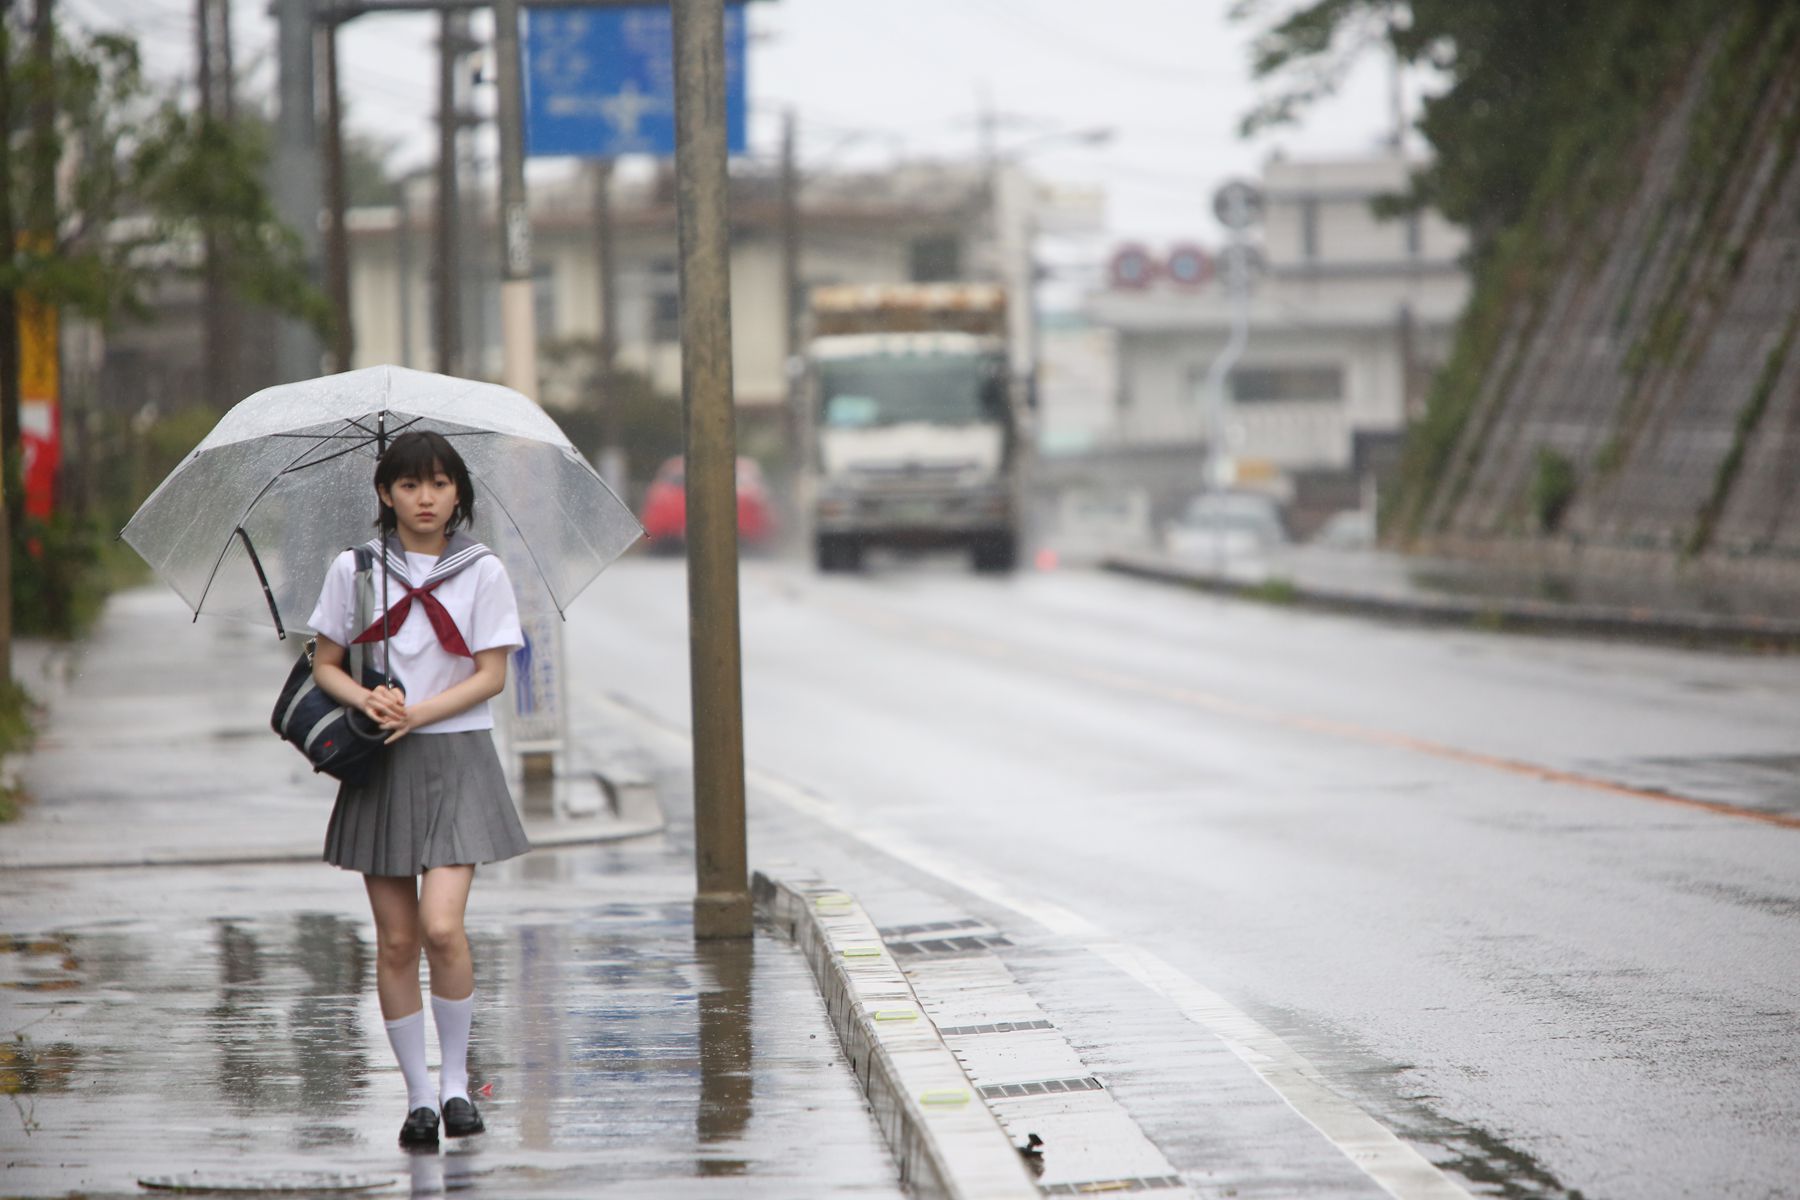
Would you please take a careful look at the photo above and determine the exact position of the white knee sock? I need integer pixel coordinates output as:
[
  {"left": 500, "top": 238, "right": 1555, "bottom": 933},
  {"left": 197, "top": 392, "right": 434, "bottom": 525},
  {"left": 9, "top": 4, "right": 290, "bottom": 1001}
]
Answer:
[
  {"left": 383, "top": 1010, "right": 437, "bottom": 1113},
  {"left": 431, "top": 992, "right": 474, "bottom": 1104}
]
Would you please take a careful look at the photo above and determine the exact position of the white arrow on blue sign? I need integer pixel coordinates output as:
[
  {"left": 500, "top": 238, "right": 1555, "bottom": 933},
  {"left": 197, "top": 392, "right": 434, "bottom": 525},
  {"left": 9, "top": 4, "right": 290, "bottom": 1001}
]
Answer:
[{"left": 525, "top": 4, "right": 748, "bottom": 159}]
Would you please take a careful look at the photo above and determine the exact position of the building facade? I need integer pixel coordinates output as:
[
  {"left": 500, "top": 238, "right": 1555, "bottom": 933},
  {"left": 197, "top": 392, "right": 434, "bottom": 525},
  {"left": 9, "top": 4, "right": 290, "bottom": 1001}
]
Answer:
[
  {"left": 343, "top": 161, "right": 1028, "bottom": 412},
  {"left": 1081, "top": 154, "right": 1469, "bottom": 504}
]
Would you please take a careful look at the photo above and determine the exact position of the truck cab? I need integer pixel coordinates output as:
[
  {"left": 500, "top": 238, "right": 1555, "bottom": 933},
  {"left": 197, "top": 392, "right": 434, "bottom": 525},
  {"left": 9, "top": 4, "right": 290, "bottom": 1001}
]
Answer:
[{"left": 803, "top": 285, "right": 1022, "bottom": 573}]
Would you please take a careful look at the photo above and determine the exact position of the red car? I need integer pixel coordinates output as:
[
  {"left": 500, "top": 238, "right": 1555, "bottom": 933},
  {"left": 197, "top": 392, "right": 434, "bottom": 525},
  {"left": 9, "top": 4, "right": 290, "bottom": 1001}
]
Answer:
[{"left": 639, "top": 455, "right": 779, "bottom": 551}]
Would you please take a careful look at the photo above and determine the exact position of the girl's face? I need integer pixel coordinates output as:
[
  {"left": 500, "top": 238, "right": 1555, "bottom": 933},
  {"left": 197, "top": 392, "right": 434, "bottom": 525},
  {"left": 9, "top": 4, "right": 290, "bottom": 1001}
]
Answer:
[{"left": 379, "top": 465, "right": 458, "bottom": 542}]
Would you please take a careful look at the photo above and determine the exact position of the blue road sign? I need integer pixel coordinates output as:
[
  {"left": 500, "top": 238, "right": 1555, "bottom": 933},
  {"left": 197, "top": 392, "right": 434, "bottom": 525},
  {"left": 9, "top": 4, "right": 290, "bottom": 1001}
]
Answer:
[{"left": 525, "top": 5, "right": 747, "bottom": 159}]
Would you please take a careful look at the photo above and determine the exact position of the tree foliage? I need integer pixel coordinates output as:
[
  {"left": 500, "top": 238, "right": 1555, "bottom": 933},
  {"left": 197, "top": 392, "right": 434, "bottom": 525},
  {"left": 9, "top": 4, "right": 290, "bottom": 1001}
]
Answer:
[
  {"left": 7, "top": 17, "right": 328, "bottom": 331},
  {"left": 1234, "top": 0, "right": 1716, "bottom": 254}
]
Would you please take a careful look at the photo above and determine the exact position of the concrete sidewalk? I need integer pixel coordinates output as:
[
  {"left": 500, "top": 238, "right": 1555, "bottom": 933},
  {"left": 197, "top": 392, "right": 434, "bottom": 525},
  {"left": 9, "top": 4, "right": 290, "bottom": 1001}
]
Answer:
[
  {"left": 1104, "top": 546, "right": 1800, "bottom": 647},
  {"left": 0, "top": 588, "right": 905, "bottom": 1198}
]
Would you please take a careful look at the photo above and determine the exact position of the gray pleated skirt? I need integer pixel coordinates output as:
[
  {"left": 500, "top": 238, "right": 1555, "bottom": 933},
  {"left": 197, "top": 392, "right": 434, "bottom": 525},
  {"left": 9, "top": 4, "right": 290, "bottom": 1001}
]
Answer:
[{"left": 323, "top": 730, "right": 531, "bottom": 876}]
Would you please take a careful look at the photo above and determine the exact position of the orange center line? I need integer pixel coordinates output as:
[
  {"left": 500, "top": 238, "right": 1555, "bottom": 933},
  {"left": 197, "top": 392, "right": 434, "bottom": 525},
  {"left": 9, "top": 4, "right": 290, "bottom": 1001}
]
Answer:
[{"left": 824, "top": 593, "right": 1800, "bottom": 833}]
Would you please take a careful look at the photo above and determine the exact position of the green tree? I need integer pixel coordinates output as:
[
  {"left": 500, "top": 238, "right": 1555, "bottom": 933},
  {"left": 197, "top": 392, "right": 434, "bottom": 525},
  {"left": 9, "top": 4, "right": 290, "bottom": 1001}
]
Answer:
[
  {"left": 1234, "top": 0, "right": 1711, "bottom": 254},
  {"left": 0, "top": 9, "right": 329, "bottom": 652}
]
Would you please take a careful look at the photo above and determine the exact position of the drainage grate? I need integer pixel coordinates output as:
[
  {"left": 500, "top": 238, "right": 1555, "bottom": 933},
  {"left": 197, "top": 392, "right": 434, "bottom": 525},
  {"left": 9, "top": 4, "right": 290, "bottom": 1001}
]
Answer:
[
  {"left": 888, "top": 934, "right": 1014, "bottom": 957},
  {"left": 878, "top": 918, "right": 988, "bottom": 938},
  {"left": 936, "top": 1018, "right": 1055, "bottom": 1037},
  {"left": 1040, "top": 1174, "right": 1186, "bottom": 1194},
  {"left": 978, "top": 1075, "right": 1104, "bottom": 1100}
]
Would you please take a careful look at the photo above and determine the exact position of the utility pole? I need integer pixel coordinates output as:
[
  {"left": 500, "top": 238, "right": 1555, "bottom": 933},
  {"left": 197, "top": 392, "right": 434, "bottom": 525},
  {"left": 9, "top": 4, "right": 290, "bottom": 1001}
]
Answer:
[
  {"left": 433, "top": 9, "right": 465, "bottom": 375},
  {"left": 491, "top": 0, "right": 536, "bottom": 401},
  {"left": 591, "top": 158, "right": 625, "bottom": 494},
  {"left": 197, "top": 0, "right": 237, "bottom": 403},
  {"left": 272, "top": 0, "right": 322, "bottom": 383},
  {"left": 672, "top": 0, "right": 750, "bottom": 940},
  {"left": 779, "top": 108, "right": 802, "bottom": 493},
  {"left": 321, "top": 14, "right": 353, "bottom": 372},
  {"left": 779, "top": 108, "right": 800, "bottom": 374},
  {"left": 396, "top": 177, "right": 415, "bottom": 367},
  {"left": 0, "top": 3, "right": 19, "bottom": 682}
]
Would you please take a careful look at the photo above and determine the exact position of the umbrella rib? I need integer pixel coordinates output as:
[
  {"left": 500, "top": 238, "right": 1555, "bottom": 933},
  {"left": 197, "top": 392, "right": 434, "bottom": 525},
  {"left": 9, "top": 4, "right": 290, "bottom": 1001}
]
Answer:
[
  {"left": 480, "top": 485, "right": 566, "bottom": 619},
  {"left": 278, "top": 413, "right": 425, "bottom": 474},
  {"left": 191, "top": 420, "right": 368, "bottom": 622},
  {"left": 272, "top": 417, "right": 501, "bottom": 476}
]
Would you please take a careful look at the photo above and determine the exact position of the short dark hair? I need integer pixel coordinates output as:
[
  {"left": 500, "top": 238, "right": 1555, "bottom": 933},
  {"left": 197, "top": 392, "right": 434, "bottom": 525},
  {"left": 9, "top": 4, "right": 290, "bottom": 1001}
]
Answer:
[{"left": 373, "top": 430, "right": 475, "bottom": 534}]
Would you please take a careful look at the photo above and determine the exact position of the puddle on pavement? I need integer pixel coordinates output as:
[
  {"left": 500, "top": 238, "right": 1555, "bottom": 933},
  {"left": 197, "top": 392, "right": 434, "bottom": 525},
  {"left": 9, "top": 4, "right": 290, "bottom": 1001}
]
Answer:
[
  {"left": 1589, "top": 753, "right": 1800, "bottom": 819},
  {"left": 0, "top": 847, "right": 901, "bottom": 1198},
  {"left": 1242, "top": 1003, "right": 1584, "bottom": 1199}
]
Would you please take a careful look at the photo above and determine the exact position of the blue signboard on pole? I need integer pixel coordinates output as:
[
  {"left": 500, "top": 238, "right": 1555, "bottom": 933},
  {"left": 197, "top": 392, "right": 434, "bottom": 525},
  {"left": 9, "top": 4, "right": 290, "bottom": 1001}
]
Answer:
[{"left": 525, "top": 5, "right": 747, "bottom": 159}]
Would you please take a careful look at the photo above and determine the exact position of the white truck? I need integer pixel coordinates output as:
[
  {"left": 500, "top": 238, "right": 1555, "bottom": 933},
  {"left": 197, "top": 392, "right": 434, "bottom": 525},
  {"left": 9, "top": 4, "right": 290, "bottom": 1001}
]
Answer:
[{"left": 802, "top": 284, "right": 1023, "bottom": 573}]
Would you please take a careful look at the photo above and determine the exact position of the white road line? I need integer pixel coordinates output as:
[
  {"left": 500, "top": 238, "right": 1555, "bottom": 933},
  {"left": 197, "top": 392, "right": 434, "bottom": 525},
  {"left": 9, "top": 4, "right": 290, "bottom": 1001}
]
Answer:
[{"left": 592, "top": 691, "right": 1475, "bottom": 1200}]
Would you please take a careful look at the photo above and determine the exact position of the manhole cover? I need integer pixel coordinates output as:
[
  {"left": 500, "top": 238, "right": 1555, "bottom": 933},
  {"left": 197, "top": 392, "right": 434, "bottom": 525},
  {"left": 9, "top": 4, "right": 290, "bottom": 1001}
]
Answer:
[{"left": 139, "top": 1173, "right": 396, "bottom": 1195}]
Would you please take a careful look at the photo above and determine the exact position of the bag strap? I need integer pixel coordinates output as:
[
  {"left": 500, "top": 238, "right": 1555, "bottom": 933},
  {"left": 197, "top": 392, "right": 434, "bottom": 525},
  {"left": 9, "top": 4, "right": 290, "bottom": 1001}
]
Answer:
[
  {"left": 349, "top": 543, "right": 396, "bottom": 683},
  {"left": 349, "top": 545, "right": 374, "bottom": 685}
]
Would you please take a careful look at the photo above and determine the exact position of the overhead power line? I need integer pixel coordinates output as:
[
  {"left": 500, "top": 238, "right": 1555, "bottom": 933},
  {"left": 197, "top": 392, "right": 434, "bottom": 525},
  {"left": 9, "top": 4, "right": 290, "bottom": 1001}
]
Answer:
[{"left": 967, "top": 0, "right": 1237, "bottom": 87}]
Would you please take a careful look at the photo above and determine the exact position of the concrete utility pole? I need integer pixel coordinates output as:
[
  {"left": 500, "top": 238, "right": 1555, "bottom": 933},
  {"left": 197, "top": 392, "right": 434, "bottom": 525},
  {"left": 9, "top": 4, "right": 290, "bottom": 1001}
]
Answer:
[
  {"left": 433, "top": 9, "right": 465, "bottom": 375},
  {"left": 491, "top": 0, "right": 537, "bottom": 402},
  {"left": 779, "top": 108, "right": 801, "bottom": 490},
  {"left": 0, "top": 1, "right": 17, "bottom": 682},
  {"left": 672, "top": 0, "right": 751, "bottom": 940},
  {"left": 590, "top": 158, "right": 626, "bottom": 495},
  {"left": 321, "top": 15, "right": 353, "bottom": 372},
  {"left": 272, "top": 0, "right": 323, "bottom": 384},
  {"left": 197, "top": 0, "right": 238, "bottom": 404}
]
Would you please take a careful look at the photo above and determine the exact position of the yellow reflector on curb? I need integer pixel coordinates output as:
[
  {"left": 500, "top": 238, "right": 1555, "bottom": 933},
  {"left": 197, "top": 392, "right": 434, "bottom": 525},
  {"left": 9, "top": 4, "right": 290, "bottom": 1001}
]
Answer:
[
  {"left": 840, "top": 945, "right": 883, "bottom": 958},
  {"left": 813, "top": 893, "right": 855, "bottom": 910},
  {"left": 919, "top": 1089, "right": 970, "bottom": 1107},
  {"left": 872, "top": 1009, "right": 918, "bottom": 1022}
]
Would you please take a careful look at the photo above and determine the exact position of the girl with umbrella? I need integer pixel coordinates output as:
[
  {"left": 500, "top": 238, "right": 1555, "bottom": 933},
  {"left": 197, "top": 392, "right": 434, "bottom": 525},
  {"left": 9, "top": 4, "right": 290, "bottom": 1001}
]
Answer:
[{"left": 308, "top": 429, "right": 531, "bottom": 1150}]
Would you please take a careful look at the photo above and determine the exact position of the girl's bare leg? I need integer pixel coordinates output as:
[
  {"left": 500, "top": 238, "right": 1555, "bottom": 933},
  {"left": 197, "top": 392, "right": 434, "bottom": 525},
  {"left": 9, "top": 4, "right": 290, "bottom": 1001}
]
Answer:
[
  {"left": 419, "top": 865, "right": 476, "bottom": 1000},
  {"left": 364, "top": 874, "right": 424, "bottom": 1018}
]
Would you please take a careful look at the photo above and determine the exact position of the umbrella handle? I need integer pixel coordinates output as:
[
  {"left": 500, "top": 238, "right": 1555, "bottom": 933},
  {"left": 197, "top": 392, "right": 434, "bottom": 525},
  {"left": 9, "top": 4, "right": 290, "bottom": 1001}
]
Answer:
[{"left": 234, "top": 527, "right": 287, "bottom": 640}]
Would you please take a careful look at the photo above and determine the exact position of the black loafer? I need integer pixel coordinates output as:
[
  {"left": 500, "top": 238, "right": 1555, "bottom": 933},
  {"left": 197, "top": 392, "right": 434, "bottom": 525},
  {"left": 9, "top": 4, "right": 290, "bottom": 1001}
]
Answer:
[
  {"left": 399, "top": 1105, "right": 440, "bottom": 1148},
  {"left": 442, "top": 1095, "right": 485, "bottom": 1138}
]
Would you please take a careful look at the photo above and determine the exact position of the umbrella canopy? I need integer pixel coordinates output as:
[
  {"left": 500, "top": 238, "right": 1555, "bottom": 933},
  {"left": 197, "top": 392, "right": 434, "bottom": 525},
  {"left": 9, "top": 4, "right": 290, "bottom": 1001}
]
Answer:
[{"left": 122, "top": 365, "right": 643, "bottom": 635}]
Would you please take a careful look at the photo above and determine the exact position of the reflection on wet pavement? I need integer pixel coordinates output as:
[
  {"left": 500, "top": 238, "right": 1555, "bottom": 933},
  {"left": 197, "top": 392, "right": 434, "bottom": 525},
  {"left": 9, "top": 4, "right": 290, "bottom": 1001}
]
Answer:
[{"left": 0, "top": 842, "right": 903, "bottom": 1198}]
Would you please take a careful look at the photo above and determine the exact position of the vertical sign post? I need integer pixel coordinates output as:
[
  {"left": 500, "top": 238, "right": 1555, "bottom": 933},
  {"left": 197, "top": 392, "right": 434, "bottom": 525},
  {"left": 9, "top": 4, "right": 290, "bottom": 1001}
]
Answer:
[{"left": 1202, "top": 180, "right": 1264, "bottom": 495}]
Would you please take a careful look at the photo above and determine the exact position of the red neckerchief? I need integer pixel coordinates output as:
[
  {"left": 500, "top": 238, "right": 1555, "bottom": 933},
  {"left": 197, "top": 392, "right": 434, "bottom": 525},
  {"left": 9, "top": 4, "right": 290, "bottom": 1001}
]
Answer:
[
  {"left": 349, "top": 535, "right": 489, "bottom": 658},
  {"left": 351, "top": 575, "right": 470, "bottom": 657}
]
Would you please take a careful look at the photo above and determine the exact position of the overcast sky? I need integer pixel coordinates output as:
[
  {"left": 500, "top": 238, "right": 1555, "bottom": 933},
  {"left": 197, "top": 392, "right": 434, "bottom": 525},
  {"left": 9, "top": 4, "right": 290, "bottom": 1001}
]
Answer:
[{"left": 68, "top": 0, "right": 1418, "bottom": 250}]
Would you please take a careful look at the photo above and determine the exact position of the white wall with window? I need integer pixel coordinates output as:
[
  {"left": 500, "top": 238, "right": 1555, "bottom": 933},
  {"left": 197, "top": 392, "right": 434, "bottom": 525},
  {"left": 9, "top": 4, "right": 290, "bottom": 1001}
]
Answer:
[
  {"left": 1083, "top": 153, "right": 1468, "bottom": 479},
  {"left": 344, "top": 163, "right": 1006, "bottom": 411}
]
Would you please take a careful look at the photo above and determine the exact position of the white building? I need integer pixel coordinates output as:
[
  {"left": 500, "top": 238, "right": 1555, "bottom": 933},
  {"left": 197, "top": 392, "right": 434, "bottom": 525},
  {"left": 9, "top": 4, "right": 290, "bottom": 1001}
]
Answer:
[
  {"left": 1082, "top": 154, "right": 1468, "bottom": 495},
  {"left": 342, "top": 161, "right": 1073, "bottom": 413}
]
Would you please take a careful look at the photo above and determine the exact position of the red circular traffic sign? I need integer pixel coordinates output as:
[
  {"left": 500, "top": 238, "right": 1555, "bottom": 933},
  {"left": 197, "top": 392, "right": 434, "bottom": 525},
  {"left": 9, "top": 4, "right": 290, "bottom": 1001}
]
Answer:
[
  {"left": 1165, "top": 244, "right": 1212, "bottom": 288},
  {"left": 1109, "top": 244, "right": 1158, "bottom": 290}
]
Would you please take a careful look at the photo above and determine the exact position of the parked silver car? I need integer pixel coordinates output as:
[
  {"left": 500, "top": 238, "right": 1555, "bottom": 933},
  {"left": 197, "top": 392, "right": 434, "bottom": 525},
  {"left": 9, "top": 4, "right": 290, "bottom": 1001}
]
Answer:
[{"left": 1163, "top": 491, "right": 1288, "bottom": 562}]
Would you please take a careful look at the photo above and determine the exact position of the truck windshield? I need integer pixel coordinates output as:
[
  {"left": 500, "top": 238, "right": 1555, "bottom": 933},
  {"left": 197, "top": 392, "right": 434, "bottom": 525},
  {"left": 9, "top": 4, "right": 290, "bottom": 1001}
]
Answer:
[{"left": 818, "top": 354, "right": 1004, "bottom": 428}]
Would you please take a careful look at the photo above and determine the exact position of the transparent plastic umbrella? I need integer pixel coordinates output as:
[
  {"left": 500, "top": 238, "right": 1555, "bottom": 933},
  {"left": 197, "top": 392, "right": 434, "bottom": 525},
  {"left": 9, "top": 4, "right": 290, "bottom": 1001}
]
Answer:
[{"left": 122, "top": 365, "right": 643, "bottom": 636}]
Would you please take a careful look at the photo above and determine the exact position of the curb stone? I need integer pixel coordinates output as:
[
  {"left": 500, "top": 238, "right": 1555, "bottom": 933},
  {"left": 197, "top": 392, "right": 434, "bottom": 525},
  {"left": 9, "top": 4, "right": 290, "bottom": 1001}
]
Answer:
[
  {"left": 1102, "top": 553, "right": 1800, "bottom": 649},
  {"left": 754, "top": 866, "right": 1039, "bottom": 1200}
]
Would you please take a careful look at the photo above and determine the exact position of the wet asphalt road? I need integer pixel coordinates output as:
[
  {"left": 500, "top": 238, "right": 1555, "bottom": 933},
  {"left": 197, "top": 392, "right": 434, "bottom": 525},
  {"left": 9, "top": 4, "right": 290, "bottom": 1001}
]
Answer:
[{"left": 571, "top": 554, "right": 1800, "bottom": 1200}]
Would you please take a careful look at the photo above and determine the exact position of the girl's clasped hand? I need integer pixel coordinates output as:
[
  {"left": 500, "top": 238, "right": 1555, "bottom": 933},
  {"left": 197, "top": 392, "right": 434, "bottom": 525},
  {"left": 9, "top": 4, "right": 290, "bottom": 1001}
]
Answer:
[{"left": 362, "top": 683, "right": 413, "bottom": 743}]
